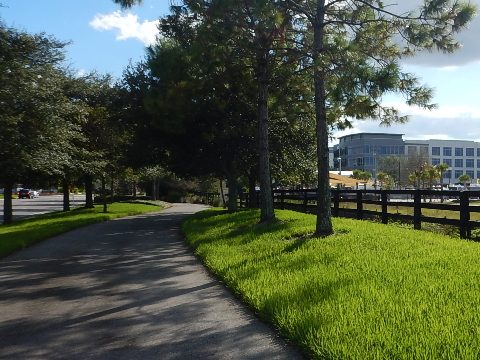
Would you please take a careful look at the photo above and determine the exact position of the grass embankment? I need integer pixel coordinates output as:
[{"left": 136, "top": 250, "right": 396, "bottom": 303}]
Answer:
[
  {"left": 183, "top": 209, "right": 480, "bottom": 359},
  {"left": 0, "top": 202, "right": 163, "bottom": 258}
]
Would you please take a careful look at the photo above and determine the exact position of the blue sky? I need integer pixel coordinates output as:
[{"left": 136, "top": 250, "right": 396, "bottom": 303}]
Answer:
[
  {"left": 1, "top": 0, "right": 480, "bottom": 142},
  {"left": 0, "top": 0, "right": 170, "bottom": 77}
]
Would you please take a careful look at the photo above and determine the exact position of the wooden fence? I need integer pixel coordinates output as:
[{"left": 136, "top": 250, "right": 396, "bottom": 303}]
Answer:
[{"left": 240, "top": 189, "right": 480, "bottom": 239}]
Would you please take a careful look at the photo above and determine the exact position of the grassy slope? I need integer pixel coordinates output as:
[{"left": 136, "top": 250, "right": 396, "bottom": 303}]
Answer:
[
  {"left": 183, "top": 209, "right": 480, "bottom": 359},
  {"left": 0, "top": 202, "right": 162, "bottom": 258}
]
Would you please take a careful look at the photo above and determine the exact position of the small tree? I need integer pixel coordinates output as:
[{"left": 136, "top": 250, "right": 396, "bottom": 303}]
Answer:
[
  {"left": 435, "top": 162, "right": 449, "bottom": 202},
  {"left": 425, "top": 165, "right": 440, "bottom": 190},
  {"left": 459, "top": 174, "right": 471, "bottom": 189},
  {"left": 377, "top": 172, "right": 393, "bottom": 190},
  {"left": 352, "top": 170, "right": 372, "bottom": 182}
]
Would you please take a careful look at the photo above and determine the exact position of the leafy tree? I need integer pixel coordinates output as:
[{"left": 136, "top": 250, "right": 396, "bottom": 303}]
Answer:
[
  {"left": 352, "top": 170, "right": 372, "bottom": 182},
  {"left": 425, "top": 165, "right": 440, "bottom": 190},
  {"left": 376, "top": 172, "right": 393, "bottom": 190},
  {"left": 459, "top": 174, "right": 471, "bottom": 188},
  {"left": 0, "top": 24, "right": 77, "bottom": 223},
  {"left": 378, "top": 156, "right": 406, "bottom": 188},
  {"left": 435, "top": 162, "right": 450, "bottom": 202},
  {"left": 435, "top": 162, "right": 449, "bottom": 188},
  {"left": 284, "top": 0, "right": 474, "bottom": 236}
]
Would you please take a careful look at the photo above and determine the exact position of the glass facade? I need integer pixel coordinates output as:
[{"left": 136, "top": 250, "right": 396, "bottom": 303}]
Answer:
[
  {"left": 335, "top": 135, "right": 480, "bottom": 182},
  {"left": 466, "top": 170, "right": 475, "bottom": 179}
]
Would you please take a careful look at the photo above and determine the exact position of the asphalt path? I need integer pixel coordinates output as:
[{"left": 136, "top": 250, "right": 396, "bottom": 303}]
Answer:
[
  {"left": 0, "top": 203, "right": 302, "bottom": 360},
  {"left": 0, "top": 194, "right": 86, "bottom": 221}
]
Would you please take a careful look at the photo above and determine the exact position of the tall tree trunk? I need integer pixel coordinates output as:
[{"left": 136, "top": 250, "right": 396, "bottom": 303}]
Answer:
[
  {"left": 313, "top": 1, "right": 333, "bottom": 236},
  {"left": 102, "top": 177, "right": 107, "bottom": 213},
  {"left": 62, "top": 177, "right": 70, "bottom": 212},
  {"left": 227, "top": 172, "right": 238, "bottom": 213},
  {"left": 85, "top": 174, "right": 94, "bottom": 208},
  {"left": 256, "top": 46, "right": 275, "bottom": 222},
  {"left": 151, "top": 179, "right": 156, "bottom": 201},
  {"left": 3, "top": 182, "right": 13, "bottom": 224},
  {"left": 133, "top": 182, "right": 137, "bottom": 198},
  {"left": 219, "top": 179, "right": 226, "bottom": 208},
  {"left": 248, "top": 168, "right": 257, "bottom": 208},
  {"left": 110, "top": 176, "right": 114, "bottom": 201}
]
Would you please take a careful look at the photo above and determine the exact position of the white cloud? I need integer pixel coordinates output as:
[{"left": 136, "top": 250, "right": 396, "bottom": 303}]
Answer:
[
  {"left": 383, "top": 102, "right": 480, "bottom": 119},
  {"left": 331, "top": 100, "right": 480, "bottom": 145},
  {"left": 90, "top": 11, "right": 159, "bottom": 46},
  {"left": 385, "top": 0, "right": 480, "bottom": 67}
]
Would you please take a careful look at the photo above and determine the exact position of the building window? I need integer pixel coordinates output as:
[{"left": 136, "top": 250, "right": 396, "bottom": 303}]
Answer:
[
  {"left": 432, "top": 147, "right": 440, "bottom": 156},
  {"left": 477, "top": 159, "right": 480, "bottom": 168},
  {"left": 432, "top": 158, "right": 441, "bottom": 166},
  {"left": 466, "top": 159, "right": 474, "bottom": 168},
  {"left": 443, "top": 147, "right": 452, "bottom": 156},
  {"left": 443, "top": 159, "right": 452, "bottom": 167},
  {"left": 478, "top": 148, "right": 480, "bottom": 157},
  {"left": 455, "top": 159, "right": 463, "bottom": 168},
  {"left": 420, "top": 146, "right": 429, "bottom": 155},
  {"left": 445, "top": 170, "right": 452, "bottom": 179},
  {"left": 466, "top": 170, "right": 475, "bottom": 179},
  {"left": 466, "top": 148, "right": 475, "bottom": 157},
  {"left": 455, "top": 147, "right": 464, "bottom": 156},
  {"left": 408, "top": 146, "right": 417, "bottom": 155},
  {"left": 455, "top": 170, "right": 464, "bottom": 179}
]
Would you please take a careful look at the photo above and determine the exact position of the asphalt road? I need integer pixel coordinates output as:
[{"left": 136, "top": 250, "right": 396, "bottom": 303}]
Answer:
[
  {"left": 0, "top": 194, "right": 86, "bottom": 221},
  {"left": 0, "top": 203, "right": 302, "bottom": 360}
]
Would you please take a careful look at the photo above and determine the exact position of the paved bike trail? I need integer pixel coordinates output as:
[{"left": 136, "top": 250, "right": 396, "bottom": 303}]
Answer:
[{"left": 0, "top": 203, "right": 303, "bottom": 359}]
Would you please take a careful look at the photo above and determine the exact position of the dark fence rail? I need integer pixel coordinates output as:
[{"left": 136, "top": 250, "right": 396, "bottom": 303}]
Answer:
[{"left": 240, "top": 189, "right": 480, "bottom": 239}]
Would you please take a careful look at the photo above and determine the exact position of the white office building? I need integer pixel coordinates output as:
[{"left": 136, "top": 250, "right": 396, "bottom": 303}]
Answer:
[
  {"left": 333, "top": 133, "right": 480, "bottom": 183},
  {"left": 405, "top": 139, "right": 480, "bottom": 183}
]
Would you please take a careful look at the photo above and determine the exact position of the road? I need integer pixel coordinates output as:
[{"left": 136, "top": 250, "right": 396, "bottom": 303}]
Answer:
[
  {"left": 0, "top": 194, "right": 86, "bottom": 221},
  {"left": 0, "top": 203, "right": 302, "bottom": 360}
]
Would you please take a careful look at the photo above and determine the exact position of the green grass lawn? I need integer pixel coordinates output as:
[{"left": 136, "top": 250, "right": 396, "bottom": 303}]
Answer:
[
  {"left": 0, "top": 202, "right": 163, "bottom": 258},
  {"left": 183, "top": 209, "right": 480, "bottom": 359}
]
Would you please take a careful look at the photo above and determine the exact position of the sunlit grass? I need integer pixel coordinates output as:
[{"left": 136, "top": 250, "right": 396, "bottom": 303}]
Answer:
[
  {"left": 0, "top": 202, "right": 162, "bottom": 258},
  {"left": 183, "top": 209, "right": 480, "bottom": 359}
]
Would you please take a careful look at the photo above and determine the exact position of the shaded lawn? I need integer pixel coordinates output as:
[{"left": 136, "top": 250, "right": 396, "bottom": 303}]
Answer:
[
  {"left": 0, "top": 202, "right": 162, "bottom": 258},
  {"left": 183, "top": 209, "right": 480, "bottom": 359}
]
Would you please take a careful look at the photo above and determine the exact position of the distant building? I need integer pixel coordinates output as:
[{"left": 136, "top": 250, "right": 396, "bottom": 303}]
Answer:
[
  {"left": 332, "top": 133, "right": 405, "bottom": 178},
  {"left": 333, "top": 133, "right": 480, "bottom": 183}
]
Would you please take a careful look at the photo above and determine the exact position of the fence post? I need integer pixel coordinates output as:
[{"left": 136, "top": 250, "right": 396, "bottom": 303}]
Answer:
[
  {"left": 356, "top": 190, "right": 363, "bottom": 220},
  {"left": 381, "top": 190, "right": 388, "bottom": 224},
  {"left": 459, "top": 191, "right": 470, "bottom": 239},
  {"left": 303, "top": 189, "right": 308, "bottom": 213},
  {"left": 280, "top": 190, "right": 285, "bottom": 210},
  {"left": 413, "top": 189, "right": 421, "bottom": 230},
  {"left": 333, "top": 189, "right": 340, "bottom": 217}
]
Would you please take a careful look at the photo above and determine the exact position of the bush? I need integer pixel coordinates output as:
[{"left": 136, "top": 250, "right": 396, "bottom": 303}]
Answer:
[{"left": 163, "top": 190, "right": 185, "bottom": 203}]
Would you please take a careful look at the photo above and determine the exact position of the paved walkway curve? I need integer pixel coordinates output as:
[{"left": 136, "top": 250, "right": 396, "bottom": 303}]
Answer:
[{"left": 0, "top": 203, "right": 303, "bottom": 360}]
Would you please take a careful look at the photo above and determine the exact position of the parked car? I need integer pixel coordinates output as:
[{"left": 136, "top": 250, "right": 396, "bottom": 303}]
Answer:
[{"left": 18, "top": 189, "right": 34, "bottom": 199}]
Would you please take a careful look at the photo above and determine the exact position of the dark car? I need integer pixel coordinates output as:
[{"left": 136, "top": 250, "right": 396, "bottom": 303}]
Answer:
[{"left": 18, "top": 188, "right": 33, "bottom": 199}]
